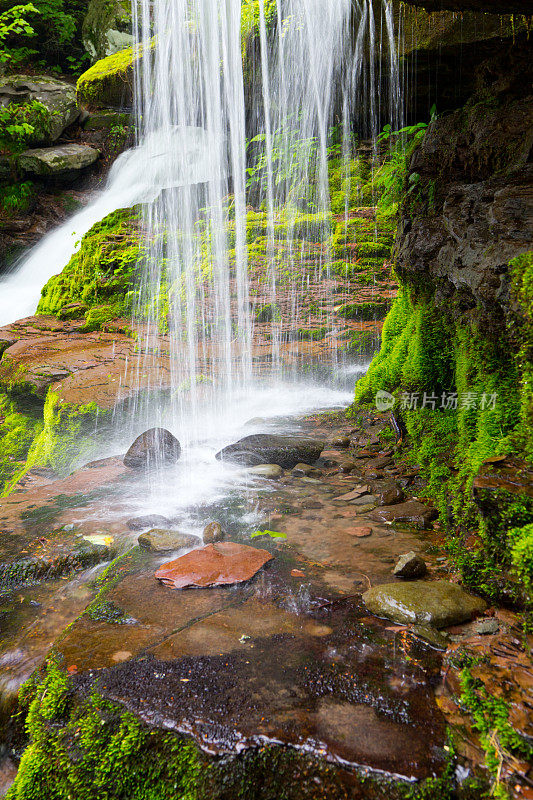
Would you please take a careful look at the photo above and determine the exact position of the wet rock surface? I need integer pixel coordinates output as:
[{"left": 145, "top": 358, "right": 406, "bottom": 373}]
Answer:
[
  {"left": 216, "top": 434, "right": 325, "bottom": 468},
  {"left": 363, "top": 581, "right": 487, "bottom": 628},
  {"left": 127, "top": 514, "right": 172, "bottom": 531},
  {"left": 138, "top": 529, "right": 199, "bottom": 553},
  {"left": 369, "top": 501, "right": 437, "bottom": 529},
  {"left": 124, "top": 427, "right": 181, "bottom": 469},
  {"left": 1, "top": 407, "right": 530, "bottom": 795},
  {"left": 18, "top": 144, "right": 100, "bottom": 177},
  {"left": 393, "top": 551, "right": 427, "bottom": 579}
]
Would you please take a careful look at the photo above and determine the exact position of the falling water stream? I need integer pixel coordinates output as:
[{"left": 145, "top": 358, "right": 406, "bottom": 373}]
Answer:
[{"left": 0, "top": 0, "right": 401, "bottom": 519}]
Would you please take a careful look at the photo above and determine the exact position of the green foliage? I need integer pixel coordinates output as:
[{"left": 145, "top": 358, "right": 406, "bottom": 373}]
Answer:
[
  {"left": 0, "top": 2, "right": 38, "bottom": 64},
  {"left": 0, "top": 179, "right": 34, "bottom": 215},
  {"left": 0, "top": 0, "right": 88, "bottom": 72},
  {"left": 0, "top": 99, "right": 52, "bottom": 178},
  {"left": 508, "top": 523, "right": 533, "bottom": 620},
  {"left": 246, "top": 125, "right": 319, "bottom": 208}
]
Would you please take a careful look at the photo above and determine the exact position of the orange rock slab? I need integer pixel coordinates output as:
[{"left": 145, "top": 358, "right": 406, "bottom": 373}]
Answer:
[{"left": 155, "top": 542, "right": 273, "bottom": 589}]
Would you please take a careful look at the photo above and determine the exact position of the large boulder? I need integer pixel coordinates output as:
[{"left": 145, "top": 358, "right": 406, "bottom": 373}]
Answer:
[
  {"left": 77, "top": 46, "right": 140, "bottom": 110},
  {"left": 363, "top": 581, "right": 487, "bottom": 628},
  {"left": 18, "top": 144, "right": 100, "bottom": 177},
  {"left": 0, "top": 75, "right": 79, "bottom": 143},
  {"left": 124, "top": 428, "right": 181, "bottom": 470},
  {"left": 216, "top": 434, "right": 325, "bottom": 469},
  {"left": 82, "top": 0, "right": 133, "bottom": 62}
]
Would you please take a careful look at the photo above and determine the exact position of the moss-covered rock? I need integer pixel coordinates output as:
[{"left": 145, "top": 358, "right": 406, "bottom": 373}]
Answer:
[
  {"left": 38, "top": 209, "right": 142, "bottom": 323},
  {"left": 76, "top": 46, "right": 141, "bottom": 110},
  {"left": 0, "top": 392, "right": 43, "bottom": 495}
]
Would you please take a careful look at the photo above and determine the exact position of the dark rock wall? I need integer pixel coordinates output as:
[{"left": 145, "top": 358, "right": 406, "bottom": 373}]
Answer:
[{"left": 395, "top": 35, "right": 533, "bottom": 326}]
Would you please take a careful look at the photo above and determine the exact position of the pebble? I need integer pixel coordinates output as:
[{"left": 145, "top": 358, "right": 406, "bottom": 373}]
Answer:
[
  {"left": 377, "top": 487, "right": 405, "bottom": 506},
  {"left": 203, "top": 521, "right": 224, "bottom": 544},
  {"left": 350, "top": 494, "right": 377, "bottom": 506},
  {"left": 339, "top": 461, "right": 356, "bottom": 473},
  {"left": 393, "top": 551, "right": 428, "bottom": 579},
  {"left": 292, "top": 463, "right": 315, "bottom": 476},
  {"left": 300, "top": 498, "right": 323, "bottom": 509},
  {"left": 331, "top": 437, "right": 350, "bottom": 448},
  {"left": 473, "top": 618, "right": 500, "bottom": 635}
]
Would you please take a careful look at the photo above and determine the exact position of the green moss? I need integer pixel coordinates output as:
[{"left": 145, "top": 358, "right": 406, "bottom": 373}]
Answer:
[
  {"left": 3, "top": 391, "right": 107, "bottom": 495},
  {"left": 458, "top": 660, "right": 533, "bottom": 799},
  {"left": 7, "top": 658, "right": 202, "bottom": 800},
  {"left": 336, "top": 300, "right": 390, "bottom": 321},
  {"left": 0, "top": 392, "right": 43, "bottom": 495},
  {"left": 38, "top": 209, "right": 142, "bottom": 324},
  {"left": 85, "top": 599, "right": 130, "bottom": 624},
  {"left": 8, "top": 656, "right": 434, "bottom": 800},
  {"left": 352, "top": 266, "right": 533, "bottom": 611}
]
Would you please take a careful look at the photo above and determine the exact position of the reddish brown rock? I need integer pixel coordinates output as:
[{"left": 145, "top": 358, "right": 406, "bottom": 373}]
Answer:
[
  {"left": 155, "top": 542, "right": 273, "bottom": 589},
  {"left": 369, "top": 501, "right": 438, "bottom": 529},
  {"left": 377, "top": 487, "right": 405, "bottom": 506},
  {"left": 347, "top": 526, "right": 372, "bottom": 537}
]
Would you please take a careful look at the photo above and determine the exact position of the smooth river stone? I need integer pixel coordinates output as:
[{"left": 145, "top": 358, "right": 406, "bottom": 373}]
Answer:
[
  {"left": 369, "top": 500, "right": 438, "bottom": 529},
  {"left": 124, "top": 427, "right": 181, "bottom": 470},
  {"left": 363, "top": 581, "right": 487, "bottom": 629},
  {"left": 216, "top": 434, "right": 324, "bottom": 469},
  {"left": 155, "top": 542, "right": 273, "bottom": 589},
  {"left": 138, "top": 529, "right": 198, "bottom": 553}
]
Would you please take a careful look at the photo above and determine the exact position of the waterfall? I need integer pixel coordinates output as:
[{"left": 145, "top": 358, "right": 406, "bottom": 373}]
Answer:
[
  {"left": 0, "top": 0, "right": 401, "bottom": 445},
  {"left": 128, "top": 0, "right": 401, "bottom": 443}
]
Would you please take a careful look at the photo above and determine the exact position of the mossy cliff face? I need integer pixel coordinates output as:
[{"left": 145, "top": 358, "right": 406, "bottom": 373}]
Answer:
[{"left": 354, "top": 38, "right": 533, "bottom": 614}]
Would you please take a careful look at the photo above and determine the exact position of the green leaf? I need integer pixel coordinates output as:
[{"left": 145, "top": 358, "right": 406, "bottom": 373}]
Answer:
[{"left": 250, "top": 530, "right": 287, "bottom": 539}]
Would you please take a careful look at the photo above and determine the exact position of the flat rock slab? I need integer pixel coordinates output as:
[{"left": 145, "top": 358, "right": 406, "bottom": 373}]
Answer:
[
  {"left": 216, "top": 434, "right": 325, "bottom": 469},
  {"left": 363, "top": 581, "right": 487, "bottom": 628},
  {"left": 155, "top": 542, "right": 273, "bottom": 589},
  {"left": 369, "top": 501, "right": 438, "bottom": 529},
  {"left": 19, "top": 144, "right": 100, "bottom": 176}
]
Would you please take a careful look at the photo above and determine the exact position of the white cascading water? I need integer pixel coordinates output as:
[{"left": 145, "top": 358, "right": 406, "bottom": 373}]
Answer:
[{"left": 128, "top": 0, "right": 401, "bottom": 438}]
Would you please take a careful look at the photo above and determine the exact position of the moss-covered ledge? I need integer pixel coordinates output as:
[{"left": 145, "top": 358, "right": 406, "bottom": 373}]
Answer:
[
  {"left": 351, "top": 253, "right": 533, "bottom": 618},
  {"left": 37, "top": 208, "right": 143, "bottom": 328},
  {"left": 6, "top": 655, "right": 471, "bottom": 800}
]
